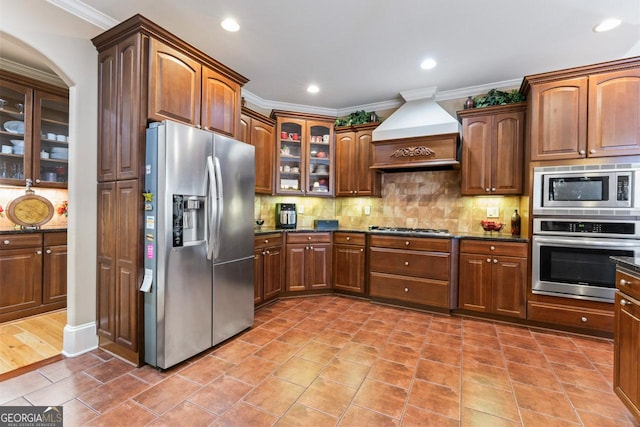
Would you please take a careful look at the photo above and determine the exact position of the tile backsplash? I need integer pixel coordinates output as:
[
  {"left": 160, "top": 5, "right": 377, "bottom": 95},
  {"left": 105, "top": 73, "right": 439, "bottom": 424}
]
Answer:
[
  {"left": 256, "top": 169, "right": 520, "bottom": 233},
  {"left": 0, "top": 185, "right": 68, "bottom": 228}
]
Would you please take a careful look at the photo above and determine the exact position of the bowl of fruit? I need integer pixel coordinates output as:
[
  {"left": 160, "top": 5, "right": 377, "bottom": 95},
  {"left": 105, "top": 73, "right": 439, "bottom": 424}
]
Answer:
[{"left": 481, "top": 220, "right": 504, "bottom": 232}]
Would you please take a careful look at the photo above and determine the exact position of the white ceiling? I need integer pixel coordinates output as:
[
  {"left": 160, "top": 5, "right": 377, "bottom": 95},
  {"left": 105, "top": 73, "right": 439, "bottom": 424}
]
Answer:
[{"left": 3, "top": 0, "right": 640, "bottom": 113}]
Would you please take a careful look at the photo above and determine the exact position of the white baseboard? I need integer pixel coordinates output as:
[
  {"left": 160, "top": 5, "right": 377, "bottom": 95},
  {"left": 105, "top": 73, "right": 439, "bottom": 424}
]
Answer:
[{"left": 61, "top": 322, "right": 98, "bottom": 357}]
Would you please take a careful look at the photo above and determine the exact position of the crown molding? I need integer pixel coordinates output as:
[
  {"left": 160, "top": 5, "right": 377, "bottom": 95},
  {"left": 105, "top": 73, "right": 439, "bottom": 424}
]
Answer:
[
  {"left": 46, "top": 0, "right": 118, "bottom": 30},
  {"left": 0, "top": 58, "right": 66, "bottom": 88},
  {"left": 436, "top": 78, "right": 523, "bottom": 101}
]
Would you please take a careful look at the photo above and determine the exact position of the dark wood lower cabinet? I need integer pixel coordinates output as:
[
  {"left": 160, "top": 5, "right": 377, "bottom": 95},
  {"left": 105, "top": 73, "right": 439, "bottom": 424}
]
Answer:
[
  {"left": 254, "top": 234, "right": 283, "bottom": 307},
  {"left": 332, "top": 233, "right": 366, "bottom": 295},
  {"left": 0, "top": 231, "right": 67, "bottom": 323},
  {"left": 96, "top": 180, "right": 142, "bottom": 364},
  {"left": 458, "top": 240, "right": 527, "bottom": 319},
  {"left": 285, "top": 233, "right": 332, "bottom": 293}
]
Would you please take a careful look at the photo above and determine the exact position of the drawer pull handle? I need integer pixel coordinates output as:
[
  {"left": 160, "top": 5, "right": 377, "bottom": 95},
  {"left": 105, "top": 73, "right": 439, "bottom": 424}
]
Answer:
[
  {"left": 486, "top": 258, "right": 491, "bottom": 263},
  {"left": 36, "top": 250, "right": 42, "bottom": 255},
  {"left": 310, "top": 246, "right": 314, "bottom": 250},
  {"left": 346, "top": 236, "right": 350, "bottom": 241},
  {"left": 490, "top": 246, "right": 495, "bottom": 251},
  {"left": 46, "top": 249, "right": 52, "bottom": 254},
  {"left": 493, "top": 259, "right": 498, "bottom": 264},
  {"left": 264, "top": 239, "right": 269, "bottom": 244},
  {"left": 580, "top": 316, "right": 588, "bottom": 323},
  {"left": 404, "top": 261, "right": 409, "bottom": 266},
  {"left": 620, "top": 279, "right": 632, "bottom": 286},
  {"left": 360, "top": 248, "right": 364, "bottom": 252},
  {"left": 579, "top": 149, "right": 586, "bottom": 155},
  {"left": 3, "top": 240, "right": 9, "bottom": 245},
  {"left": 590, "top": 149, "right": 596, "bottom": 154},
  {"left": 621, "top": 299, "right": 631, "bottom": 306},
  {"left": 404, "top": 287, "right": 409, "bottom": 293},
  {"left": 308, "top": 236, "right": 312, "bottom": 240},
  {"left": 405, "top": 241, "right": 410, "bottom": 246},
  {"left": 265, "top": 250, "right": 270, "bottom": 255}
]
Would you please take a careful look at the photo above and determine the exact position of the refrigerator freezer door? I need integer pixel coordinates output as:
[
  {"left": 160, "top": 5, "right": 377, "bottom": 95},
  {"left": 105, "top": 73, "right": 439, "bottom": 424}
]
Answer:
[
  {"left": 154, "top": 121, "right": 214, "bottom": 369},
  {"left": 212, "top": 134, "right": 256, "bottom": 263},
  {"left": 213, "top": 257, "right": 255, "bottom": 345}
]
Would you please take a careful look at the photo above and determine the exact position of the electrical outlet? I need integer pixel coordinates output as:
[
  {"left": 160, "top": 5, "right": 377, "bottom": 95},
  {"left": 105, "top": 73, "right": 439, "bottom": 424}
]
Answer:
[
  {"left": 486, "top": 207, "right": 499, "bottom": 218},
  {"left": 364, "top": 205, "right": 371, "bottom": 215},
  {"left": 298, "top": 205, "right": 304, "bottom": 214}
]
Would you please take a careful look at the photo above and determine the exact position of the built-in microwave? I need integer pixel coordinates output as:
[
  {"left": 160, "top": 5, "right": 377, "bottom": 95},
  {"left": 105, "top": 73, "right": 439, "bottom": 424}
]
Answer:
[{"left": 533, "top": 163, "right": 640, "bottom": 216}]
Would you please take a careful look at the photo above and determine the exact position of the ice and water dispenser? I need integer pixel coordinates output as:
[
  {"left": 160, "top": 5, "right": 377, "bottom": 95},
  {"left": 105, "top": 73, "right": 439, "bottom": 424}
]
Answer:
[{"left": 172, "top": 195, "right": 206, "bottom": 247}]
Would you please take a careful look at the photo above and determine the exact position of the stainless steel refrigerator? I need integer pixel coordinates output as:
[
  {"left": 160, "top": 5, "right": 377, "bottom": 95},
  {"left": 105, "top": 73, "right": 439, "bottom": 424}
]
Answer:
[{"left": 142, "top": 120, "right": 255, "bottom": 369}]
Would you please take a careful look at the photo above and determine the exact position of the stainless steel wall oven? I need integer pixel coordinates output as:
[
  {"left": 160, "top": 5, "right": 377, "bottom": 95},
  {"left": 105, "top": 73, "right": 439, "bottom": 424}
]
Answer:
[{"left": 532, "top": 218, "right": 640, "bottom": 303}]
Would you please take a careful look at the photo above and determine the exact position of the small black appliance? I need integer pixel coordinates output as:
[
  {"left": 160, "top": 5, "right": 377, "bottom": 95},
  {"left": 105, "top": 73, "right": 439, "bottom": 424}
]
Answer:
[{"left": 275, "top": 203, "right": 297, "bottom": 229}]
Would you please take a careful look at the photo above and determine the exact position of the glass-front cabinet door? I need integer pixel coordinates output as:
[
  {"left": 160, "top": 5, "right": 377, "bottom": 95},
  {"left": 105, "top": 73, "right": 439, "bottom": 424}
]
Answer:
[
  {"left": 33, "top": 91, "right": 69, "bottom": 187},
  {"left": 0, "top": 80, "right": 32, "bottom": 184},
  {"left": 306, "top": 121, "right": 333, "bottom": 195},
  {"left": 276, "top": 118, "right": 306, "bottom": 195}
]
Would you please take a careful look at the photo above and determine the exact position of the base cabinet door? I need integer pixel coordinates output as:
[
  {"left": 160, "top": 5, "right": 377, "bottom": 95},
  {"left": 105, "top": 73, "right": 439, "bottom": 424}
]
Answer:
[
  {"left": 615, "top": 292, "right": 640, "bottom": 421},
  {"left": 333, "top": 244, "right": 365, "bottom": 294},
  {"left": 492, "top": 256, "right": 527, "bottom": 318},
  {"left": 253, "top": 248, "right": 263, "bottom": 305},
  {"left": 458, "top": 253, "right": 491, "bottom": 313},
  {"left": 308, "top": 244, "right": 331, "bottom": 290},
  {"left": 286, "top": 245, "right": 307, "bottom": 292},
  {"left": 43, "top": 233, "right": 67, "bottom": 306},
  {"left": 263, "top": 247, "right": 283, "bottom": 300},
  {"left": 0, "top": 247, "right": 43, "bottom": 316}
]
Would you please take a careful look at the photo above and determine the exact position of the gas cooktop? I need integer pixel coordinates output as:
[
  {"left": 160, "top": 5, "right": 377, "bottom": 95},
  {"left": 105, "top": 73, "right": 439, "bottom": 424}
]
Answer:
[{"left": 368, "top": 226, "right": 450, "bottom": 236}]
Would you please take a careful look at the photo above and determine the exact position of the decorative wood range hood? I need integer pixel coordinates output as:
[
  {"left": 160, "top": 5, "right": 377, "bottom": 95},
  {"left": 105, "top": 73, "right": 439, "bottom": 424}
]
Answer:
[{"left": 370, "top": 87, "right": 460, "bottom": 171}]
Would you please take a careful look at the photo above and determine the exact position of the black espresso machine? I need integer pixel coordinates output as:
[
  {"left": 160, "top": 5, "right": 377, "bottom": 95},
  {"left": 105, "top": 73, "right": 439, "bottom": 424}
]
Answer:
[{"left": 276, "top": 203, "right": 297, "bottom": 229}]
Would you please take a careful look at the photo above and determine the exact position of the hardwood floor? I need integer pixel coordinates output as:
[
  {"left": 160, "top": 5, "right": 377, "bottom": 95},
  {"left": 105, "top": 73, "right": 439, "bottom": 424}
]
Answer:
[{"left": 0, "top": 310, "right": 65, "bottom": 376}]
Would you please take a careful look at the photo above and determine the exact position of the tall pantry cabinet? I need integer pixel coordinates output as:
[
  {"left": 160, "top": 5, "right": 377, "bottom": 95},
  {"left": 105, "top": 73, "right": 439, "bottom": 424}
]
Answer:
[{"left": 92, "top": 15, "right": 248, "bottom": 364}]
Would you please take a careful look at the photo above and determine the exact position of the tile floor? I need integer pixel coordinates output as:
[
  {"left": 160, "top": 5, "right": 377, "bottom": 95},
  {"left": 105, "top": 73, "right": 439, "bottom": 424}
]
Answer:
[{"left": 0, "top": 295, "right": 638, "bottom": 426}]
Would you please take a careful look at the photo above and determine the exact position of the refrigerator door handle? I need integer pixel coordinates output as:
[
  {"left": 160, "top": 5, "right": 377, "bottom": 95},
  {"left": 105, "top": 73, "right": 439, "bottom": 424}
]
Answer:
[
  {"left": 206, "top": 156, "right": 216, "bottom": 260},
  {"left": 213, "top": 156, "right": 224, "bottom": 259}
]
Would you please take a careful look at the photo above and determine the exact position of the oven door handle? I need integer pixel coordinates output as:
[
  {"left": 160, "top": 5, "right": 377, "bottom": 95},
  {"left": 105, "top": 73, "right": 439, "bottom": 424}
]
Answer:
[{"left": 533, "top": 235, "right": 640, "bottom": 248}]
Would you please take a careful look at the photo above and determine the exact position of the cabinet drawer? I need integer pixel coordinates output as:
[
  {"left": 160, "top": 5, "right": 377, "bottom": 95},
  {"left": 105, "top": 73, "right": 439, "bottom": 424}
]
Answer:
[
  {"left": 370, "top": 248, "right": 450, "bottom": 281},
  {"left": 0, "top": 233, "right": 43, "bottom": 249},
  {"left": 254, "top": 233, "right": 283, "bottom": 249},
  {"left": 44, "top": 232, "right": 67, "bottom": 246},
  {"left": 528, "top": 301, "right": 613, "bottom": 332},
  {"left": 286, "top": 232, "right": 331, "bottom": 244},
  {"left": 370, "top": 272, "right": 449, "bottom": 308},
  {"left": 460, "top": 239, "right": 527, "bottom": 257},
  {"left": 334, "top": 232, "right": 365, "bottom": 245},
  {"left": 369, "top": 235, "right": 450, "bottom": 252},
  {"left": 616, "top": 270, "right": 640, "bottom": 301}
]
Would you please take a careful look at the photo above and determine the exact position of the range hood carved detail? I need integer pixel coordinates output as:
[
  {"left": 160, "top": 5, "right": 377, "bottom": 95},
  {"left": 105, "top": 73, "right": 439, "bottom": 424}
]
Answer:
[{"left": 390, "top": 146, "right": 436, "bottom": 158}]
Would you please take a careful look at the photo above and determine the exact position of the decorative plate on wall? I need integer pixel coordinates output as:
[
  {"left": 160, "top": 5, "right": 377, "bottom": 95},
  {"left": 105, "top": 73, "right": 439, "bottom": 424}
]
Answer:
[{"left": 7, "top": 193, "right": 54, "bottom": 227}]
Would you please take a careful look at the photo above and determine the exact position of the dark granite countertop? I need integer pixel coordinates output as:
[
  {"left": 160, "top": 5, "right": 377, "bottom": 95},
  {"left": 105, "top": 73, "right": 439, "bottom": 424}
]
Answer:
[
  {"left": 611, "top": 256, "right": 640, "bottom": 275},
  {"left": 254, "top": 227, "right": 528, "bottom": 242},
  {"left": 0, "top": 225, "right": 67, "bottom": 235}
]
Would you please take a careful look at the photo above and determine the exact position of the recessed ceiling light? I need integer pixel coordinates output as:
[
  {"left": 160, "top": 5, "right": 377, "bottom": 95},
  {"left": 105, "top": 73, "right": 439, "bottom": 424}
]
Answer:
[
  {"left": 307, "top": 84, "right": 320, "bottom": 94},
  {"left": 420, "top": 58, "right": 437, "bottom": 70},
  {"left": 221, "top": 18, "right": 240, "bottom": 32},
  {"left": 594, "top": 18, "right": 621, "bottom": 32}
]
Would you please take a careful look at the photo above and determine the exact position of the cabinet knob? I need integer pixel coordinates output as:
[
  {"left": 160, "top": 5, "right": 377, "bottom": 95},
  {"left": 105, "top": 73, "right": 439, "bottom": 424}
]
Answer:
[
  {"left": 264, "top": 239, "right": 269, "bottom": 244},
  {"left": 490, "top": 246, "right": 495, "bottom": 251},
  {"left": 346, "top": 236, "right": 350, "bottom": 241},
  {"left": 485, "top": 188, "right": 490, "bottom": 192},
  {"left": 3, "top": 240, "right": 9, "bottom": 245},
  {"left": 261, "top": 251, "right": 266, "bottom": 256},
  {"left": 36, "top": 250, "right": 42, "bottom": 255},
  {"left": 196, "top": 125, "right": 202, "bottom": 129},
  {"left": 404, "top": 261, "right": 409, "bottom": 266},
  {"left": 579, "top": 150, "right": 586, "bottom": 155},
  {"left": 580, "top": 316, "right": 588, "bottom": 323},
  {"left": 486, "top": 258, "right": 491, "bottom": 263},
  {"left": 621, "top": 299, "right": 631, "bottom": 306},
  {"left": 35, "top": 179, "right": 41, "bottom": 184},
  {"left": 307, "top": 236, "right": 312, "bottom": 240},
  {"left": 620, "top": 279, "right": 632, "bottom": 286},
  {"left": 46, "top": 249, "right": 52, "bottom": 254},
  {"left": 493, "top": 259, "right": 498, "bottom": 264},
  {"left": 404, "top": 287, "right": 409, "bottom": 293},
  {"left": 360, "top": 248, "right": 364, "bottom": 252},
  {"left": 590, "top": 149, "right": 596, "bottom": 154},
  {"left": 265, "top": 250, "right": 270, "bottom": 254},
  {"left": 405, "top": 241, "right": 410, "bottom": 246},
  {"left": 491, "top": 188, "right": 496, "bottom": 192},
  {"left": 310, "top": 246, "right": 314, "bottom": 250}
]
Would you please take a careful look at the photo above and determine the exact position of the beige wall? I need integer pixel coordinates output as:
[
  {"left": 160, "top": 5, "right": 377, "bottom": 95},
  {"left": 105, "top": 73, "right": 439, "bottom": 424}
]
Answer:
[
  {"left": 257, "top": 169, "right": 520, "bottom": 234},
  {"left": 1, "top": 0, "right": 100, "bottom": 354}
]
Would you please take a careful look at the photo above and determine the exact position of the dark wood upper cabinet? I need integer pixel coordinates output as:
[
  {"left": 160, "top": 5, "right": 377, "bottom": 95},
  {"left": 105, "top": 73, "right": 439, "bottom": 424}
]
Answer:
[
  {"left": 335, "top": 123, "right": 381, "bottom": 197},
  {"left": 241, "top": 108, "right": 275, "bottom": 194},
  {"left": 457, "top": 103, "right": 525, "bottom": 196},
  {"left": 522, "top": 57, "right": 640, "bottom": 161},
  {"left": 202, "top": 68, "right": 241, "bottom": 137}
]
